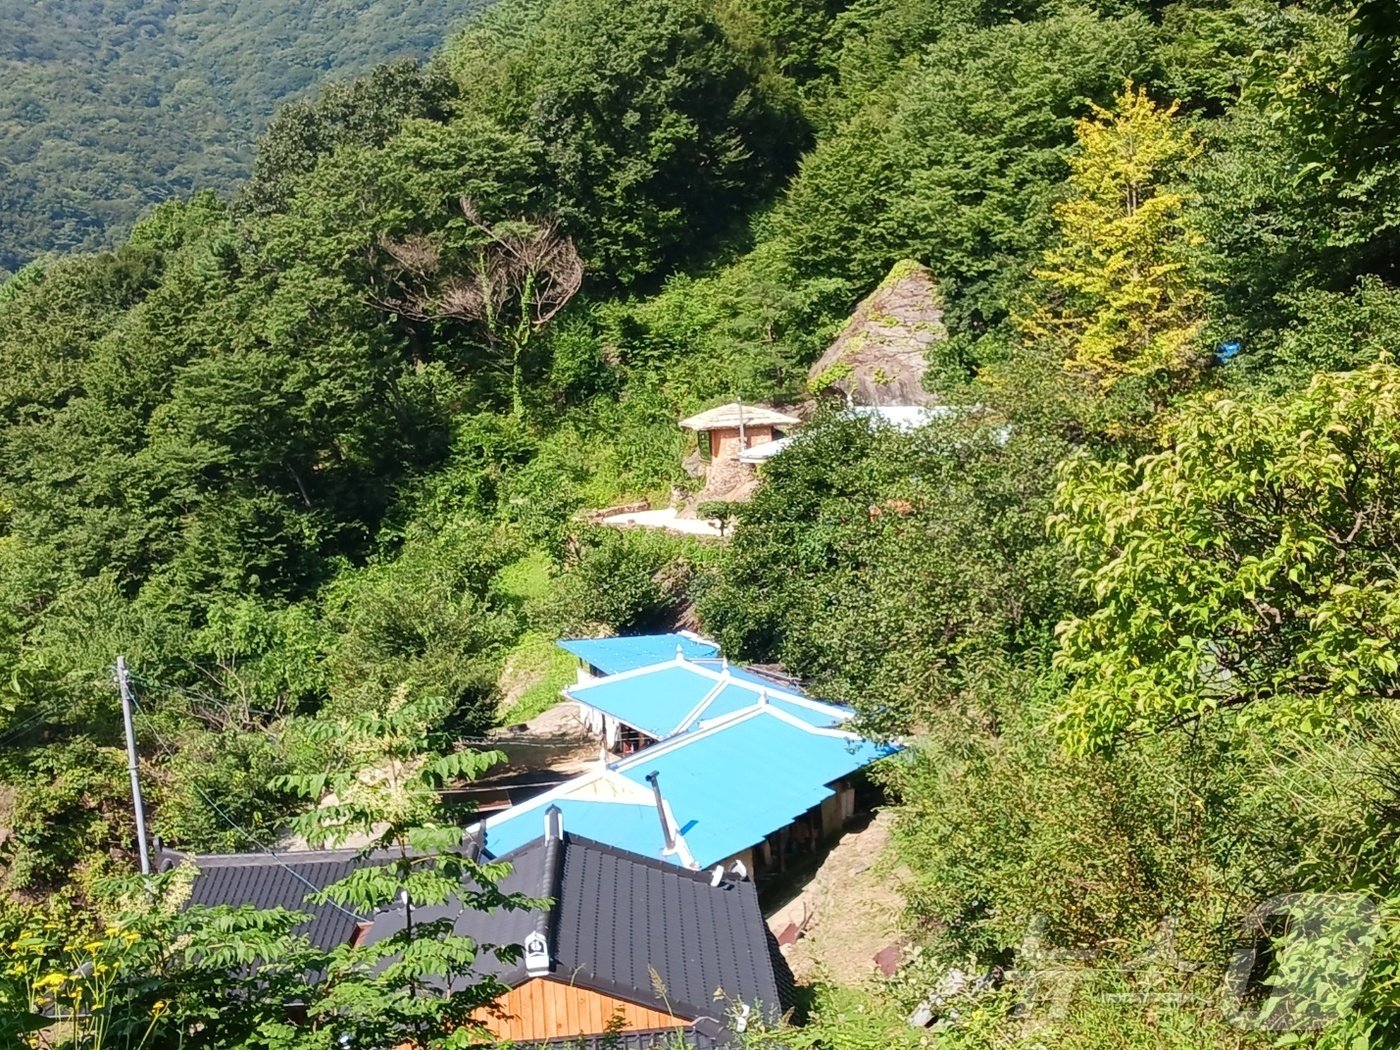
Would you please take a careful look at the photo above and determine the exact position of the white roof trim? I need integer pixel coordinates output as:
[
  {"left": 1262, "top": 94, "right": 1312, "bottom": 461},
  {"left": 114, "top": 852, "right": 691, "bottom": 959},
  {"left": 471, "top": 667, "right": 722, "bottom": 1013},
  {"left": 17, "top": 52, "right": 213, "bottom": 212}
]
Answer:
[
  {"left": 672, "top": 670, "right": 733, "bottom": 735},
  {"left": 564, "top": 655, "right": 687, "bottom": 697},
  {"left": 760, "top": 702, "right": 873, "bottom": 741}
]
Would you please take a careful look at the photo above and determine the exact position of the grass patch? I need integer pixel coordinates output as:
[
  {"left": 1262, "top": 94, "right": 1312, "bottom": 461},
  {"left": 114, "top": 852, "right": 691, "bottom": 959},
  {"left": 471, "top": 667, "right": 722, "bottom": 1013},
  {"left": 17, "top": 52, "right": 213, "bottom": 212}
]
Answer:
[
  {"left": 493, "top": 549, "right": 553, "bottom": 606},
  {"left": 497, "top": 629, "right": 577, "bottom": 725}
]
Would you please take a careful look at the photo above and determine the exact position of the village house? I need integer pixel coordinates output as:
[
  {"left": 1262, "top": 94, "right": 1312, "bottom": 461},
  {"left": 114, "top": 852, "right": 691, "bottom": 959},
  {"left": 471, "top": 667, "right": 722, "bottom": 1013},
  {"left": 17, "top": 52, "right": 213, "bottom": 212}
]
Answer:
[
  {"left": 367, "top": 810, "right": 793, "bottom": 1045},
  {"left": 558, "top": 631, "right": 720, "bottom": 683},
  {"left": 477, "top": 676, "right": 895, "bottom": 879},
  {"left": 678, "top": 402, "right": 800, "bottom": 464},
  {"left": 561, "top": 641, "right": 844, "bottom": 756},
  {"left": 156, "top": 842, "right": 375, "bottom": 953},
  {"left": 159, "top": 811, "right": 792, "bottom": 1049}
]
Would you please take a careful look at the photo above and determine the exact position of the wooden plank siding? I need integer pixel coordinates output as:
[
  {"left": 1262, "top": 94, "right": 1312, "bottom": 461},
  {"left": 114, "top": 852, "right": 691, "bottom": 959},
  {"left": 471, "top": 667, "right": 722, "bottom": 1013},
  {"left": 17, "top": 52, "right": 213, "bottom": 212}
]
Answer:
[{"left": 471, "top": 979, "right": 690, "bottom": 1042}]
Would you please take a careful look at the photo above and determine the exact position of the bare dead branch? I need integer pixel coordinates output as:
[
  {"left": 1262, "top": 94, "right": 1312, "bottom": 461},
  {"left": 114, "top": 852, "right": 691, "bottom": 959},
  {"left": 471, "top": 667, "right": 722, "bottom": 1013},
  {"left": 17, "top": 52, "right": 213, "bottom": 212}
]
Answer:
[{"left": 367, "top": 197, "right": 584, "bottom": 375}]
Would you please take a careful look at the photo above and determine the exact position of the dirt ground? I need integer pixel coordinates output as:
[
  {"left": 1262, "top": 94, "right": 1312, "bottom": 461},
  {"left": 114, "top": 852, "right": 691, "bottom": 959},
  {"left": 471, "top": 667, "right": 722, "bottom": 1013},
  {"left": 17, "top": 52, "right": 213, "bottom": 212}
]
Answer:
[
  {"left": 766, "top": 808, "right": 912, "bottom": 987},
  {"left": 487, "top": 701, "right": 599, "bottom": 777}
]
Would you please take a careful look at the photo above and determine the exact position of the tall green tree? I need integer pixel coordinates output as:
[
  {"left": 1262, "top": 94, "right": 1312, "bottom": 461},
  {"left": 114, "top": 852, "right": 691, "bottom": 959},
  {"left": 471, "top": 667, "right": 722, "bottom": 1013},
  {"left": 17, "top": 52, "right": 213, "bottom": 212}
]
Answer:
[
  {"left": 698, "top": 412, "right": 1070, "bottom": 732},
  {"left": 280, "top": 688, "right": 536, "bottom": 1048},
  {"left": 500, "top": 0, "right": 806, "bottom": 285},
  {"left": 374, "top": 199, "right": 584, "bottom": 419}
]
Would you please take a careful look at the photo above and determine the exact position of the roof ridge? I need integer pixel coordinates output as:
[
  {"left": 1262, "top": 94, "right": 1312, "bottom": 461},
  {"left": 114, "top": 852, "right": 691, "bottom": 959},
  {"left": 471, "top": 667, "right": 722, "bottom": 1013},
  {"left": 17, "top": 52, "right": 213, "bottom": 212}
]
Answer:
[
  {"left": 672, "top": 671, "right": 732, "bottom": 735},
  {"left": 172, "top": 847, "right": 381, "bottom": 867},
  {"left": 561, "top": 832, "right": 745, "bottom": 886},
  {"left": 534, "top": 808, "right": 566, "bottom": 976},
  {"left": 759, "top": 703, "right": 880, "bottom": 741},
  {"left": 566, "top": 654, "right": 687, "bottom": 695},
  {"left": 688, "top": 658, "right": 823, "bottom": 706},
  {"left": 609, "top": 707, "right": 766, "bottom": 768}
]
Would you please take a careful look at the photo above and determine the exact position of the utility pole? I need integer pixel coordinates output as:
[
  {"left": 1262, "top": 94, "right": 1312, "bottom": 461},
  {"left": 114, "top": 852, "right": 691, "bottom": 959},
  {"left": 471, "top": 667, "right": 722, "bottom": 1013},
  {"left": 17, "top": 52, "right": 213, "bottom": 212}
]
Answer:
[{"left": 116, "top": 657, "right": 151, "bottom": 876}]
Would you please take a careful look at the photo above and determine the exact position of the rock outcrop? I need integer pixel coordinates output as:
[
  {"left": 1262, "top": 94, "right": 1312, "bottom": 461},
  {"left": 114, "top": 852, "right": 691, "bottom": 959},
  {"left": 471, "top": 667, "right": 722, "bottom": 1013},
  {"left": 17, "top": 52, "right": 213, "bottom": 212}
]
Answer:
[{"left": 807, "top": 259, "right": 946, "bottom": 406}]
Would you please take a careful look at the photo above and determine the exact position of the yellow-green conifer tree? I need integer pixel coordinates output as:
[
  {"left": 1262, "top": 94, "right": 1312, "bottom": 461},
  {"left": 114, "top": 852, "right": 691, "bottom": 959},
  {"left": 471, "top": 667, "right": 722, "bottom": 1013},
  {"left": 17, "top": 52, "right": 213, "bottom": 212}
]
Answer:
[{"left": 1028, "top": 85, "right": 1204, "bottom": 389}]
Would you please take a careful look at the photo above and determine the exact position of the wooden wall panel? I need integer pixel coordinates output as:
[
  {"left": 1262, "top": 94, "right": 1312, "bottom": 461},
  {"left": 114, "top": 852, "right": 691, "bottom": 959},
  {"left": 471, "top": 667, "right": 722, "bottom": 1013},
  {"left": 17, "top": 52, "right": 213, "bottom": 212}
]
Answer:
[
  {"left": 710, "top": 425, "right": 774, "bottom": 461},
  {"left": 472, "top": 979, "right": 689, "bottom": 1042}
]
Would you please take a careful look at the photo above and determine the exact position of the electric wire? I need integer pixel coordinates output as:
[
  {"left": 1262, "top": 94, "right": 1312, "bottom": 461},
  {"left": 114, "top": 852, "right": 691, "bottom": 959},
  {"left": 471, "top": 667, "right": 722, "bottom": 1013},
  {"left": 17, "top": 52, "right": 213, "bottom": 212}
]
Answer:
[
  {"left": 0, "top": 707, "right": 55, "bottom": 748},
  {"left": 127, "top": 674, "right": 588, "bottom": 747},
  {"left": 128, "top": 696, "right": 365, "bottom": 924}
]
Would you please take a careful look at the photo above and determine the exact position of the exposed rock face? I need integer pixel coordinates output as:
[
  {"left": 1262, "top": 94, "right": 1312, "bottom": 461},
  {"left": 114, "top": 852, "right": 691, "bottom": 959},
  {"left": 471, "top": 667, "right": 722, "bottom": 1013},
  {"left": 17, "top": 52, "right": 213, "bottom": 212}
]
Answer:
[
  {"left": 807, "top": 259, "right": 946, "bottom": 406},
  {"left": 684, "top": 454, "right": 755, "bottom": 509}
]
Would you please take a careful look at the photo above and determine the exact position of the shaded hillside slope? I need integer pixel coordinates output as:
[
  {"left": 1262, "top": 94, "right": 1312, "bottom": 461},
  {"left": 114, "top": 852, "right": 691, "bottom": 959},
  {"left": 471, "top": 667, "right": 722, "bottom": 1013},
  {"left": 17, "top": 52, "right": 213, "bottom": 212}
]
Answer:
[{"left": 0, "top": 0, "right": 492, "bottom": 274}]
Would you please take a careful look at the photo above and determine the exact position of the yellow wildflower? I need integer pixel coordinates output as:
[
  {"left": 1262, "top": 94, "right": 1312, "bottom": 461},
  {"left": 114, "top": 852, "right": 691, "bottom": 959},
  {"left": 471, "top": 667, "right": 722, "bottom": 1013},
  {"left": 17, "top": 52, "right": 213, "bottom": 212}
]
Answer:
[{"left": 152, "top": 999, "right": 169, "bottom": 1017}]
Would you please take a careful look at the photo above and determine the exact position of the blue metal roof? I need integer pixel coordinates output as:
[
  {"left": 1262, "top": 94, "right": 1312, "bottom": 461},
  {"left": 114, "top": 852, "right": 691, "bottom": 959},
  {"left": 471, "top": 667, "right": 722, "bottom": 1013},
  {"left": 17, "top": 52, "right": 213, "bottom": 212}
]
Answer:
[
  {"left": 690, "top": 659, "right": 813, "bottom": 697},
  {"left": 558, "top": 633, "right": 719, "bottom": 675},
  {"left": 614, "top": 712, "right": 894, "bottom": 866},
  {"left": 483, "top": 709, "right": 897, "bottom": 868},
  {"left": 570, "top": 663, "right": 715, "bottom": 739},
  {"left": 483, "top": 799, "right": 662, "bottom": 861},
  {"left": 568, "top": 660, "right": 850, "bottom": 738}
]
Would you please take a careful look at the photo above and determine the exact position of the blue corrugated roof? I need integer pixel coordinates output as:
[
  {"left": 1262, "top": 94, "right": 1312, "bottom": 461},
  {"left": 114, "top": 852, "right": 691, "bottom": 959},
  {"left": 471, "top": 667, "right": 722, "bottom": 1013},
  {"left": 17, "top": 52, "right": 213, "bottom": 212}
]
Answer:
[
  {"left": 614, "top": 712, "right": 893, "bottom": 866},
  {"left": 483, "top": 799, "right": 663, "bottom": 861},
  {"left": 570, "top": 663, "right": 716, "bottom": 739},
  {"left": 483, "top": 709, "right": 897, "bottom": 868},
  {"left": 569, "top": 660, "right": 850, "bottom": 738},
  {"left": 558, "top": 633, "right": 719, "bottom": 675},
  {"left": 690, "top": 683, "right": 762, "bottom": 726},
  {"left": 690, "top": 659, "right": 813, "bottom": 697}
]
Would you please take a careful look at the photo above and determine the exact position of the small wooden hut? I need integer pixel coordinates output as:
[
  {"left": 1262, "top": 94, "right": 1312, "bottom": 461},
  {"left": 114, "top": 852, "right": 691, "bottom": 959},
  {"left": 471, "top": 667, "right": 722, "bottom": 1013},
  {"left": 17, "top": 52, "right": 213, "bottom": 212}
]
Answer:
[{"left": 678, "top": 402, "right": 800, "bottom": 463}]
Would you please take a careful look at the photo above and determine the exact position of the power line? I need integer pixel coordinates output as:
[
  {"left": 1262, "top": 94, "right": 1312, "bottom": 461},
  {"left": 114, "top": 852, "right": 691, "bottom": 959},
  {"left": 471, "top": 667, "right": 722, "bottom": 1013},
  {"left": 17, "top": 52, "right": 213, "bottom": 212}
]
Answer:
[
  {"left": 126, "top": 672, "right": 287, "bottom": 724},
  {"left": 128, "top": 698, "right": 364, "bottom": 925},
  {"left": 129, "top": 671, "right": 592, "bottom": 748},
  {"left": 0, "top": 707, "right": 56, "bottom": 748}
]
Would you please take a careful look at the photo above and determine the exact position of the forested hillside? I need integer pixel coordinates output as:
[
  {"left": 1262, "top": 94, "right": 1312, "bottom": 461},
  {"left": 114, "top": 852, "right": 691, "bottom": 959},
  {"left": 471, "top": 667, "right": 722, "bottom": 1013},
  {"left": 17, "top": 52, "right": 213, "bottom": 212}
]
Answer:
[
  {"left": 0, "top": 0, "right": 491, "bottom": 274},
  {"left": 5, "top": 0, "right": 1400, "bottom": 1046}
]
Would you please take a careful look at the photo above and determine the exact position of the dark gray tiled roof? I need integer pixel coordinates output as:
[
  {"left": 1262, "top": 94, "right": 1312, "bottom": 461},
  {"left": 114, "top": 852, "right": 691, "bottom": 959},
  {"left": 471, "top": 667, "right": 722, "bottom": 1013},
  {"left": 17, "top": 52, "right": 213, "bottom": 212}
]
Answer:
[
  {"left": 158, "top": 847, "right": 368, "bottom": 953},
  {"left": 364, "top": 828, "right": 791, "bottom": 1024},
  {"left": 552, "top": 837, "right": 784, "bottom": 1020}
]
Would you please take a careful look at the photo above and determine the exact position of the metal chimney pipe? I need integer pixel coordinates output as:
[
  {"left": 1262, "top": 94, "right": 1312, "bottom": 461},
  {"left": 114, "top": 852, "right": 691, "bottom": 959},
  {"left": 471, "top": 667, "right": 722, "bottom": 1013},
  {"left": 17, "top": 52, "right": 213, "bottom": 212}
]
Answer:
[{"left": 644, "top": 771, "right": 676, "bottom": 851}]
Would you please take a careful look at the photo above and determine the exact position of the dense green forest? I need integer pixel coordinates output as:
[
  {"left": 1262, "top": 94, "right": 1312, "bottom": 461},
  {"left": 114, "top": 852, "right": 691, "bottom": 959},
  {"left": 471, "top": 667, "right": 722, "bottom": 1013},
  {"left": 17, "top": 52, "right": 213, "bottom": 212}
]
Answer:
[
  {"left": 5, "top": 0, "right": 1400, "bottom": 1046},
  {"left": 0, "top": 0, "right": 492, "bottom": 275}
]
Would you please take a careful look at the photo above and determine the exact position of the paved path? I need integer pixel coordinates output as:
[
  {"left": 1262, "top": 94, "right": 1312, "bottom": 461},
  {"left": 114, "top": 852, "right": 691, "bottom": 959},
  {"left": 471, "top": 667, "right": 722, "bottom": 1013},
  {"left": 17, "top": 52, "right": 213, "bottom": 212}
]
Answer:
[{"left": 599, "top": 507, "right": 724, "bottom": 538}]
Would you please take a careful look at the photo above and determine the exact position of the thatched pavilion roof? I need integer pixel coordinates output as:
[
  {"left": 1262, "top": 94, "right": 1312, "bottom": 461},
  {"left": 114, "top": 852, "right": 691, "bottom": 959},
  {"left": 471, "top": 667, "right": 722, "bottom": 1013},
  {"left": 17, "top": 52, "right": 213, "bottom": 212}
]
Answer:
[
  {"left": 678, "top": 402, "right": 801, "bottom": 431},
  {"left": 807, "top": 259, "right": 946, "bottom": 406}
]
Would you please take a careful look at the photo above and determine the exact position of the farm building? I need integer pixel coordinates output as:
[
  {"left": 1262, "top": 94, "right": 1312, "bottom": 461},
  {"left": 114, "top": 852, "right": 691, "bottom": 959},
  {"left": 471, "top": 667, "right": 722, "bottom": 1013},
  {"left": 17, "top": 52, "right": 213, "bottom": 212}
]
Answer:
[
  {"left": 558, "top": 631, "right": 720, "bottom": 681},
  {"left": 155, "top": 843, "right": 376, "bottom": 951},
  {"left": 365, "top": 809, "right": 793, "bottom": 1045},
  {"left": 161, "top": 817, "right": 791, "bottom": 1048},
  {"left": 565, "top": 648, "right": 839, "bottom": 755}
]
